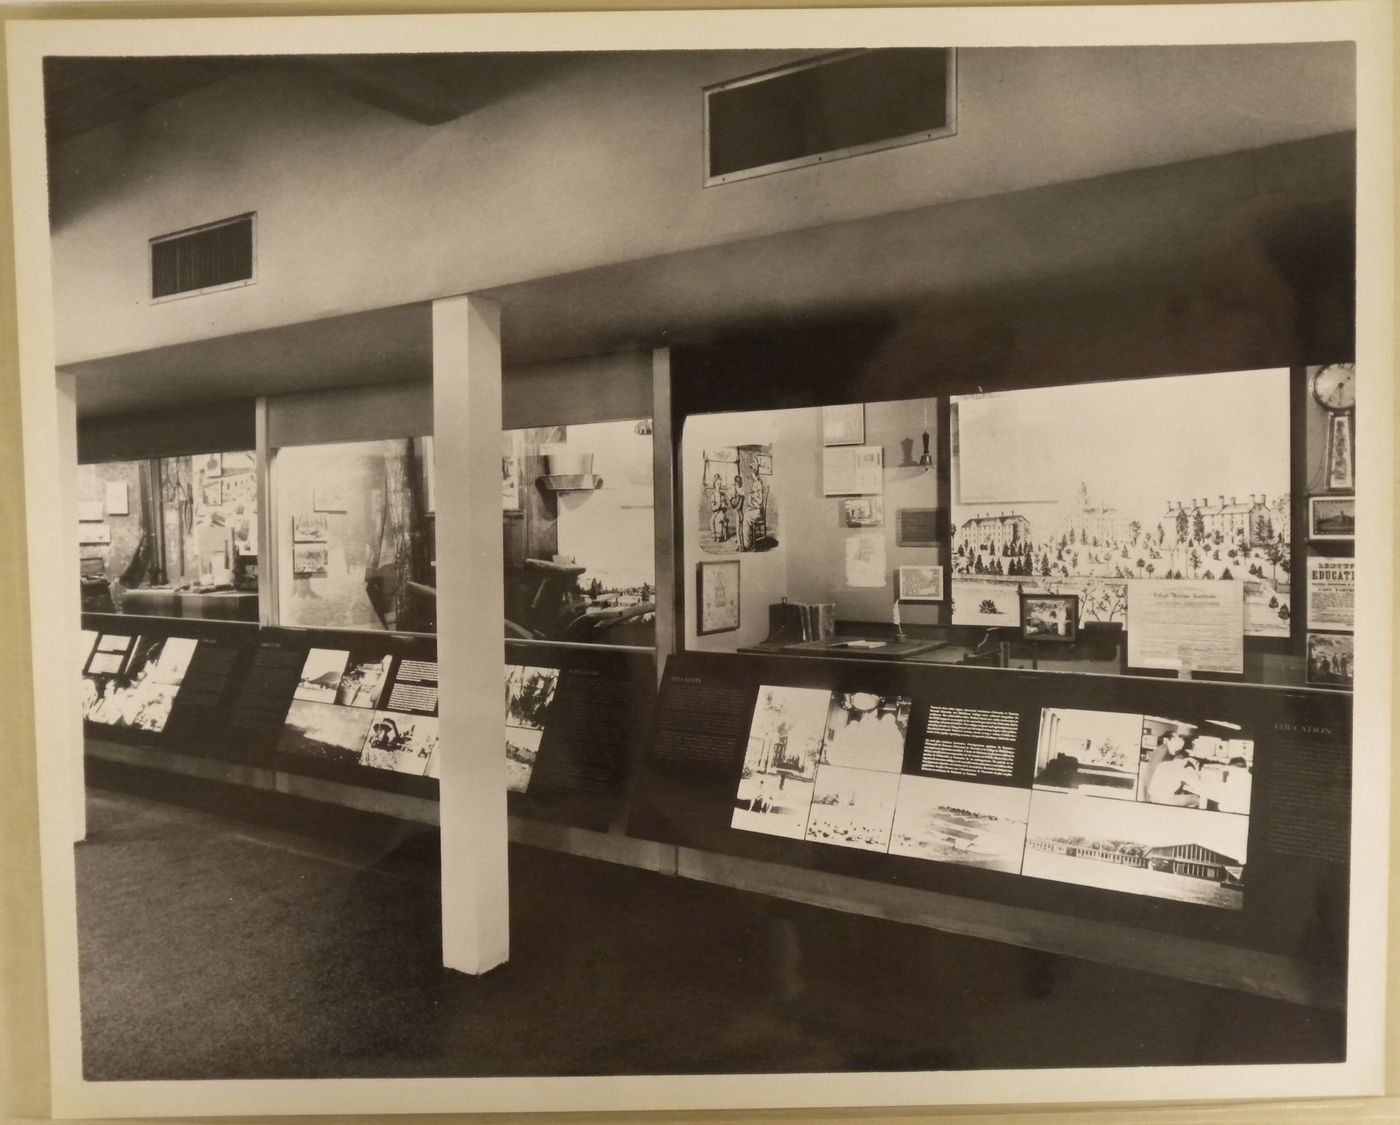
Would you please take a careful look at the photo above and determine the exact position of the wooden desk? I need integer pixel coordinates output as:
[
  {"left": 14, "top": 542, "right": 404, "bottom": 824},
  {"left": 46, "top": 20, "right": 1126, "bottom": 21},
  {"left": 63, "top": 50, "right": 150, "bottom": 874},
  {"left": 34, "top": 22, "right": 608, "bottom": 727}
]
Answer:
[{"left": 177, "top": 590, "right": 259, "bottom": 621}]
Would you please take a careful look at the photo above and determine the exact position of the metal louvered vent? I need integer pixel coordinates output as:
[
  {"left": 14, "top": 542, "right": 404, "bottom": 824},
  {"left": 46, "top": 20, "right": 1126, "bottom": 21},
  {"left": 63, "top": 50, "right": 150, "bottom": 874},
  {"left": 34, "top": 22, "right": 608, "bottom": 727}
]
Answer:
[
  {"left": 704, "top": 49, "right": 957, "bottom": 186},
  {"left": 150, "top": 213, "right": 255, "bottom": 300}
]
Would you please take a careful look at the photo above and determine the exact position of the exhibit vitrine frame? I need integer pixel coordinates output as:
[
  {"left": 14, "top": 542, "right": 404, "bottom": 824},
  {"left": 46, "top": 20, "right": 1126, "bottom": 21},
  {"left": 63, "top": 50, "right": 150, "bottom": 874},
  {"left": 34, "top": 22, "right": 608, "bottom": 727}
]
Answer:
[{"left": 6, "top": 5, "right": 1394, "bottom": 1118}]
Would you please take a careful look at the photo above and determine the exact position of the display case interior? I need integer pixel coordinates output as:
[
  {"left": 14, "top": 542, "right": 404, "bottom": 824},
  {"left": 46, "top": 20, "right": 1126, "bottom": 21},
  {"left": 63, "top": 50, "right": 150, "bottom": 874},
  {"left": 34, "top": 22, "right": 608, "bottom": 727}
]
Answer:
[
  {"left": 272, "top": 437, "right": 436, "bottom": 634},
  {"left": 77, "top": 450, "right": 259, "bottom": 621},
  {"left": 502, "top": 418, "right": 656, "bottom": 647},
  {"left": 672, "top": 354, "right": 1348, "bottom": 694}
]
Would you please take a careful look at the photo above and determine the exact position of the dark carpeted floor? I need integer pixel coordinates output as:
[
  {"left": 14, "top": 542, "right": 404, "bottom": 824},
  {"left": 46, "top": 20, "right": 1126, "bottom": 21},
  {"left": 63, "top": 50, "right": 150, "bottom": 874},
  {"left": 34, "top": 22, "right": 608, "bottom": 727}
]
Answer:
[{"left": 75, "top": 775, "right": 1346, "bottom": 1081}]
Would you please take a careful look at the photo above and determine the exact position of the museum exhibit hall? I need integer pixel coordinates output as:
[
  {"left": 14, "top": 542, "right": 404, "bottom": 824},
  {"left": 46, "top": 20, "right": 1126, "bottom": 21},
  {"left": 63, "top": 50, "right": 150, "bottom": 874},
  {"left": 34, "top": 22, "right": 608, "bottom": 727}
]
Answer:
[{"left": 10, "top": 24, "right": 1388, "bottom": 1109}]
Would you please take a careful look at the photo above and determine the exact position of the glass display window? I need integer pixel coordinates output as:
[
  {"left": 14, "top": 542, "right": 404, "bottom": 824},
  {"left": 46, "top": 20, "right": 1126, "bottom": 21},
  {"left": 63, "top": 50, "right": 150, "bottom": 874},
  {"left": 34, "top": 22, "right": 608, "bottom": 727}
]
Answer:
[
  {"left": 502, "top": 418, "right": 656, "bottom": 647},
  {"left": 77, "top": 450, "right": 258, "bottom": 618},
  {"left": 272, "top": 437, "right": 435, "bottom": 634}
]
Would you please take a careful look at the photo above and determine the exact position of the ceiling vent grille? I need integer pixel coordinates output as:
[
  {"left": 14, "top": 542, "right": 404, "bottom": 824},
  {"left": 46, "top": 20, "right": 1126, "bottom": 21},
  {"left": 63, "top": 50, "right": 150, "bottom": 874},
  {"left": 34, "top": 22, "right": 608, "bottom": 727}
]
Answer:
[
  {"left": 704, "top": 49, "right": 956, "bottom": 186},
  {"left": 150, "top": 213, "right": 255, "bottom": 300}
]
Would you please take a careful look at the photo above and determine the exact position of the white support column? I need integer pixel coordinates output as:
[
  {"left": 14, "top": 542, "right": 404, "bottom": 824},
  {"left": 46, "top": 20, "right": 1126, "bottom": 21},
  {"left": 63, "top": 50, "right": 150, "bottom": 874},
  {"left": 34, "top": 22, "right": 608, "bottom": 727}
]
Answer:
[
  {"left": 650, "top": 347, "right": 676, "bottom": 683},
  {"left": 254, "top": 397, "right": 276, "bottom": 628},
  {"left": 432, "top": 294, "right": 510, "bottom": 974},
  {"left": 53, "top": 373, "right": 86, "bottom": 843}
]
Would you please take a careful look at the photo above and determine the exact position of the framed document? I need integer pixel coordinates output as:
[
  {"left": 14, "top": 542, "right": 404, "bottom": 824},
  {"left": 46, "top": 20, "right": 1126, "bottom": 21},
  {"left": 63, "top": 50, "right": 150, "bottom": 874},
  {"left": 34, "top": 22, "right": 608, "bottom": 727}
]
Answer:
[
  {"left": 897, "top": 564, "right": 944, "bottom": 602},
  {"left": 696, "top": 559, "right": 740, "bottom": 635},
  {"left": 821, "top": 403, "right": 865, "bottom": 446}
]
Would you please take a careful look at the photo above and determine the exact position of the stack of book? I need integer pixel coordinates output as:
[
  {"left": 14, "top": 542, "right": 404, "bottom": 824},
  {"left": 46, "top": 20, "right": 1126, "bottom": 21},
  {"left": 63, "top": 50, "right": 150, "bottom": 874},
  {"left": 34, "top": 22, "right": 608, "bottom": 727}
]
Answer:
[{"left": 765, "top": 599, "right": 836, "bottom": 644}]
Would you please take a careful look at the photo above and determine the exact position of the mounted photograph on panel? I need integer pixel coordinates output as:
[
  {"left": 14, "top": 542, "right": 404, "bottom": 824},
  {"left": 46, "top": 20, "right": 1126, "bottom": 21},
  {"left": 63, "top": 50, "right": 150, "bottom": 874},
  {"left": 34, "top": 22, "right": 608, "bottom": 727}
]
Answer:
[{"left": 504, "top": 664, "right": 559, "bottom": 792}]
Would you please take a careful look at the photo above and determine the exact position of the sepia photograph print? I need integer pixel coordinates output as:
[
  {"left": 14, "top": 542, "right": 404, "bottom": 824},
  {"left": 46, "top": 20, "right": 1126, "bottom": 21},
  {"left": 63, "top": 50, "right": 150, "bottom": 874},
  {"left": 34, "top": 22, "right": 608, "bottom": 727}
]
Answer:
[
  {"left": 888, "top": 775, "right": 1031, "bottom": 873},
  {"left": 360, "top": 711, "right": 439, "bottom": 774},
  {"left": 1307, "top": 631, "right": 1355, "bottom": 689},
  {"left": 1032, "top": 707, "right": 1143, "bottom": 800},
  {"left": 1137, "top": 714, "right": 1254, "bottom": 815},
  {"left": 819, "top": 691, "right": 910, "bottom": 773},
  {"left": 504, "top": 663, "right": 559, "bottom": 792},
  {"left": 803, "top": 763, "right": 902, "bottom": 852},
  {"left": 276, "top": 699, "right": 376, "bottom": 767},
  {"left": 1022, "top": 790, "right": 1248, "bottom": 910},
  {"left": 333, "top": 656, "right": 393, "bottom": 709},
  {"left": 292, "top": 648, "right": 350, "bottom": 704},
  {"left": 731, "top": 685, "right": 828, "bottom": 840},
  {"left": 4, "top": 4, "right": 1391, "bottom": 1119}
]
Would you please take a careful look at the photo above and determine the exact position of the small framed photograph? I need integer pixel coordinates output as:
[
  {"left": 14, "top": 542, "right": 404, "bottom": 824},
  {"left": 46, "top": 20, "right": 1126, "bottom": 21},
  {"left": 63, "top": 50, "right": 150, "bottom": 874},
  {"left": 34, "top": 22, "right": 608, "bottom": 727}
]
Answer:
[
  {"left": 1308, "top": 495, "right": 1355, "bottom": 541},
  {"left": 841, "top": 496, "right": 883, "bottom": 528},
  {"left": 896, "top": 564, "right": 943, "bottom": 602},
  {"left": 1325, "top": 412, "right": 1355, "bottom": 491},
  {"left": 200, "top": 452, "right": 223, "bottom": 478},
  {"left": 292, "top": 544, "right": 330, "bottom": 575},
  {"left": 1019, "top": 592, "right": 1079, "bottom": 643},
  {"left": 822, "top": 402, "right": 865, "bottom": 446},
  {"left": 1306, "top": 631, "right": 1354, "bottom": 689},
  {"left": 292, "top": 512, "right": 330, "bottom": 542},
  {"left": 696, "top": 559, "right": 740, "bottom": 635},
  {"left": 200, "top": 480, "right": 223, "bottom": 507}
]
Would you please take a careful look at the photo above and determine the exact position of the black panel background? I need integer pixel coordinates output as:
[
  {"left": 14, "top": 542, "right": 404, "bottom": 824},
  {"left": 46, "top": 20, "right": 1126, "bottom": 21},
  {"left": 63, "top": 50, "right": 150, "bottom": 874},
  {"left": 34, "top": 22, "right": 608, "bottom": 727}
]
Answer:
[{"left": 626, "top": 651, "right": 1351, "bottom": 967}]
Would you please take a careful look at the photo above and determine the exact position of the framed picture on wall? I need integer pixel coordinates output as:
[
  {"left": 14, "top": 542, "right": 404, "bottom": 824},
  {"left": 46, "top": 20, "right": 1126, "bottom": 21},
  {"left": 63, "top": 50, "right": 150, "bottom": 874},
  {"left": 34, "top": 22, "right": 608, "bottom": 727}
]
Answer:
[
  {"left": 200, "top": 453, "right": 222, "bottom": 478},
  {"left": 841, "top": 496, "right": 884, "bottom": 528},
  {"left": 1326, "top": 412, "right": 1355, "bottom": 491},
  {"left": 1307, "top": 631, "right": 1354, "bottom": 689},
  {"left": 697, "top": 559, "right": 741, "bottom": 635},
  {"left": 293, "top": 512, "right": 330, "bottom": 542},
  {"left": 200, "top": 480, "right": 223, "bottom": 508},
  {"left": 897, "top": 564, "right": 943, "bottom": 602},
  {"left": 1309, "top": 495, "right": 1355, "bottom": 541},
  {"left": 292, "top": 544, "right": 330, "bottom": 575},
  {"left": 1020, "top": 592, "right": 1079, "bottom": 643},
  {"left": 822, "top": 403, "right": 865, "bottom": 446}
]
